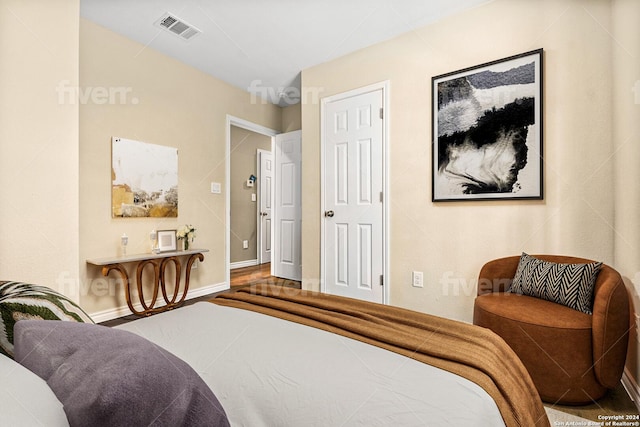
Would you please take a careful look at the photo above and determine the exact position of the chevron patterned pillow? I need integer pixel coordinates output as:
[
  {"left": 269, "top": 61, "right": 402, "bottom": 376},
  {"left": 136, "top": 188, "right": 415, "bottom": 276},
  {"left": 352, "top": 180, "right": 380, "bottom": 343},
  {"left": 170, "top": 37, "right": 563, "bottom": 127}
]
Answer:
[
  {"left": 0, "top": 281, "right": 94, "bottom": 358},
  {"left": 508, "top": 253, "right": 602, "bottom": 314}
]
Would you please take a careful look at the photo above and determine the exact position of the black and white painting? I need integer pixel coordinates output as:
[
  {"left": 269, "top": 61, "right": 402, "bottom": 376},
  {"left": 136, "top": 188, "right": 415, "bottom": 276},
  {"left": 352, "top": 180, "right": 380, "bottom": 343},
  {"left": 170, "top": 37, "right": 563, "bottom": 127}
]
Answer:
[{"left": 432, "top": 49, "right": 543, "bottom": 201}]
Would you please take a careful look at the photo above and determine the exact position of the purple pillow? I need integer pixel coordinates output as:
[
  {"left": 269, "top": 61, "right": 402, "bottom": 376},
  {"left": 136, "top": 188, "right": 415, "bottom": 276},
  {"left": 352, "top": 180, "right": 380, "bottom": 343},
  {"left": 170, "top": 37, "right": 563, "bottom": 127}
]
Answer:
[{"left": 14, "top": 320, "right": 229, "bottom": 427}]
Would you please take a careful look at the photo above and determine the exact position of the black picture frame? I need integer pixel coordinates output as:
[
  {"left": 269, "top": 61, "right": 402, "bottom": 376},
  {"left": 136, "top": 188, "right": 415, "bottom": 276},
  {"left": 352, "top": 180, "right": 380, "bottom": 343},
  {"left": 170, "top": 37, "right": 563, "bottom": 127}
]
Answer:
[{"left": 432, "top": 49, "right": 543, "bottom": 202}]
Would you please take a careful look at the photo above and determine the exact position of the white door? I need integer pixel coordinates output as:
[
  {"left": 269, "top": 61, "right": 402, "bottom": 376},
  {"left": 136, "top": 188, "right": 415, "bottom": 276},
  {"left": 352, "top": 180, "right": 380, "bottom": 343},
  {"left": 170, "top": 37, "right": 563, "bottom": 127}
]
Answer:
[
  {"left": 273, "top": 130, "right": 302, "bottom": 280},
  {"left": 257, "top": 149, "right": 272, "bottom": 264},
  {"left": 323, "top": 88, "right": 384, "bottom": 303}
]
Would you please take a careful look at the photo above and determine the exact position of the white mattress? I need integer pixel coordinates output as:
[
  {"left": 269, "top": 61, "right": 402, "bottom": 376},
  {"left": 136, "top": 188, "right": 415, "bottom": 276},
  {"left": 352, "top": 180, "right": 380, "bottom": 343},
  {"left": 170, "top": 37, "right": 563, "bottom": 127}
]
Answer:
[{"left": 117, "top": 301, "right": 506, "bottom": 426}]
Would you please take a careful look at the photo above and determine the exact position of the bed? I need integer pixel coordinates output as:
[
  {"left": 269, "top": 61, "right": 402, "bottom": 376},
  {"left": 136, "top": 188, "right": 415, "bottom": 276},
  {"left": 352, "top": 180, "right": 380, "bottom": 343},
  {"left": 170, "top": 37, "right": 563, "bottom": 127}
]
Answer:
[{"left": 2, "top": 283, "right": 550, "bottom": 426}]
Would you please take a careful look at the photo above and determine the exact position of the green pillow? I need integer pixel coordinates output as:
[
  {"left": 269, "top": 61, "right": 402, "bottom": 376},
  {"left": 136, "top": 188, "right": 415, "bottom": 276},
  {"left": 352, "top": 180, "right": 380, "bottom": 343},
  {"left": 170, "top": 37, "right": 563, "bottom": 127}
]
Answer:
[{"left": 0, "top": 281, "right": 94, "bottom": 358}]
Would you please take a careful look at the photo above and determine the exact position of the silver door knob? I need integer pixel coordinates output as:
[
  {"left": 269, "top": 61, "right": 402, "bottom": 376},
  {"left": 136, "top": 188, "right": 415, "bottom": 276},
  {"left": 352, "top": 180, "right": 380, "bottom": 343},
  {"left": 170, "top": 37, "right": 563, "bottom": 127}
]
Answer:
[{"left": 324, "top": 210, "right": 334, "bottom": 217}]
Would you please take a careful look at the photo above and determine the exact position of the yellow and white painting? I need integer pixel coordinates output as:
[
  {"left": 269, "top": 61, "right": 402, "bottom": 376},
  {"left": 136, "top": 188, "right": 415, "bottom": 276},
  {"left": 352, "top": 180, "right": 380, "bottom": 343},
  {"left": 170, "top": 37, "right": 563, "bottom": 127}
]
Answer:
[{"left": 111, "top": 137, "right": 178, "bottom": 218}]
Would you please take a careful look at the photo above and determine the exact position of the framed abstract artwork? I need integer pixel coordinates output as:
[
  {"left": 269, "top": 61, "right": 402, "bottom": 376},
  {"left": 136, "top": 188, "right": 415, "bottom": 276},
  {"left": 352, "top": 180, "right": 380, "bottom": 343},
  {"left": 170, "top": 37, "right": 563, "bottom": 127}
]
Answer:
[
  {"left": 432, "top": 49, "right": 543, "bottom": 201},
  {"left": 111, "top": 137, "right": 179, "bottom": 217}
]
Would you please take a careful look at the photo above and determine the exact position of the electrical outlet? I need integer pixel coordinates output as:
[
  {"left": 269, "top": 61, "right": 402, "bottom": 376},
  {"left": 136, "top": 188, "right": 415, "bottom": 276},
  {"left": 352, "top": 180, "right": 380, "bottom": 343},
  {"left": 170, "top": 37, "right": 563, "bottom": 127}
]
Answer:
[
  {"left": 412, "top": 271, "right": 423, "bottom": 288},
  {"left": 242, "top": 240, "right": 249, "bottom": 249}
]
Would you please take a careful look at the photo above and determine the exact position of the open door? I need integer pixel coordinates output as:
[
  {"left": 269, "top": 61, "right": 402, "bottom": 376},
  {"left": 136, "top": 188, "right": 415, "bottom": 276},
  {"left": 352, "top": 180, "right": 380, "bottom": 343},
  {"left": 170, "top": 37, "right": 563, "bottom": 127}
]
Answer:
[
  {"left": 257, "top": 149, "right": 272, "bottom": 264},
  {"left": 272, "top": 130, "right": 302, "bottom": 281}
]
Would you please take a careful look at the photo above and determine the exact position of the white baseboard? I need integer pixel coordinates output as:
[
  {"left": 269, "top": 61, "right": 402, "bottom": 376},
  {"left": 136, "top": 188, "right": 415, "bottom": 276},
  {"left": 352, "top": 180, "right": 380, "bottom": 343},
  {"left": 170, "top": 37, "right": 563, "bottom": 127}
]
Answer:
[
  {"left": 622, "top": 368, "right": 640, "bottom": 413},
  {"left": 89, "top": 281, "right": 229, "bottom": 323},
  {"left": 230, "top": 259, "right": 258, "bottom": 270}
]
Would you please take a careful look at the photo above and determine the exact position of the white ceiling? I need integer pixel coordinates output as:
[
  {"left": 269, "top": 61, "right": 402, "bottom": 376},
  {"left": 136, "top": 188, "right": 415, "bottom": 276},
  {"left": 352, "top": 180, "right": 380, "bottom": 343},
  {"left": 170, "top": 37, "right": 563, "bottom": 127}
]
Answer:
[{"left": 80, "top": 0, "right": 490, "bottom": 106}]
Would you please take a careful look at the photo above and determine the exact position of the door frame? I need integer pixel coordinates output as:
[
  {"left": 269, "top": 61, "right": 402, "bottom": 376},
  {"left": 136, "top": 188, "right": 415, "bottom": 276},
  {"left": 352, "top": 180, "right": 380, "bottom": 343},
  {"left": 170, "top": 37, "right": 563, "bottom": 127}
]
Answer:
[
  {"left": 225, "top": 115, "right": 278, "bottom": 287},
  {"left": 319, "top": 81, "right": 390, "bottom": 304}
]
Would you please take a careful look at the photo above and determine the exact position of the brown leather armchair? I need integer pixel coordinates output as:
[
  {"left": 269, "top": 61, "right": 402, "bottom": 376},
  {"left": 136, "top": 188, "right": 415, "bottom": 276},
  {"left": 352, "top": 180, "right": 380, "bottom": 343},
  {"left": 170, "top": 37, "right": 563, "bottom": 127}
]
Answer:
[{"left": 473, "top": 255, "right": 630, "bottom": 404}]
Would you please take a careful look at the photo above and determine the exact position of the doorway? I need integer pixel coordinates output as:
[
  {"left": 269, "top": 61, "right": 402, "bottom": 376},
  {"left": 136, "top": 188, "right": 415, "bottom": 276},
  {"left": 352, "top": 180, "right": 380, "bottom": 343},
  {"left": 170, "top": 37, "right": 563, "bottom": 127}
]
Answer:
[
  {"left": 229, "top": 125, "right": 273, "bottom": 270},
  {"left": 225, "top": 116, "right": 302, "bottom": 288},
  {"left": 226, "top": 116, "right": 277, "bottom": 287}
]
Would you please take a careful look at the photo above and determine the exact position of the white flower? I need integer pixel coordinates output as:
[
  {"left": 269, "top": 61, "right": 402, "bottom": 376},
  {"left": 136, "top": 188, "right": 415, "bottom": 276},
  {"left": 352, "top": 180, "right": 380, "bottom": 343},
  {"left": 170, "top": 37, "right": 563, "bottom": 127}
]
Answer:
[{"left": 177, "top": 224, "right": 196, "bottom": 240}]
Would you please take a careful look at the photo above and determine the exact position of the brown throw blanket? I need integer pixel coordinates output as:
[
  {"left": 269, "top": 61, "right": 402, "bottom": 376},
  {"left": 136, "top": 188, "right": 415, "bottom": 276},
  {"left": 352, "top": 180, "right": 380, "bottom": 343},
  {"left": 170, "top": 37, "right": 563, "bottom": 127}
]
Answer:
[{"left": 212, "top": 285, "right": 550, "bottom": 427}]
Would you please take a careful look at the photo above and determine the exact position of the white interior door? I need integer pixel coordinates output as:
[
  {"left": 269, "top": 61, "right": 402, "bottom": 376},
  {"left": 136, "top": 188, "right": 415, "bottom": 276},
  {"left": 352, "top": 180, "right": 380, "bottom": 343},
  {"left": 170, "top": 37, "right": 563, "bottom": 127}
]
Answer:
[
  {"left": 323, "top": 88, "right": 384, "bottom": 303},
  {"left": 273, "top": 130, "right": 302, "bottom": 280},
  {"left": 257, "top": 149, "right": 272, "bottom": 264}
]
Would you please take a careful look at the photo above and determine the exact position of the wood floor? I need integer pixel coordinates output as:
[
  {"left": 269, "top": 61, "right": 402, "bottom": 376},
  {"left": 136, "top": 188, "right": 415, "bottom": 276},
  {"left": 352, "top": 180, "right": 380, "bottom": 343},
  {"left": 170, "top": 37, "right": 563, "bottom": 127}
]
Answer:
[
  {"left": 545, "top": 382, "right": 638, "bottom": 422},
  {"left": 230, "top": 262, "right": 301, "bottom": 289},
  {"left": 99, "top": 266, "right": 637, "bottom": 420}
]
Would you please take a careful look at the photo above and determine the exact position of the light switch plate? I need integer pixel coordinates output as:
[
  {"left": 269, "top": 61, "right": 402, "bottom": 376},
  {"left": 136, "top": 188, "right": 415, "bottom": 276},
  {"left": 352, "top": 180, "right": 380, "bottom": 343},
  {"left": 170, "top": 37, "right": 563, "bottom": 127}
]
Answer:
[{"left": 412, "top": 271, "right": 424, "bottom": 288}]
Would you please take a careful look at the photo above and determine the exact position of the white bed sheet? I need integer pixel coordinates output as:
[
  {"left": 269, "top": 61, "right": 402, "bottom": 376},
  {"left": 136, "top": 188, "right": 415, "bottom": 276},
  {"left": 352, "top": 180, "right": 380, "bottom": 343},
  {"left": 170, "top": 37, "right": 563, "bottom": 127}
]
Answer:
[
  {"left": 117, "top": 301, "right": 506, "bottom": 427},
  {"left": 0, "top": 353, "right": 69, "bottom": 427}
]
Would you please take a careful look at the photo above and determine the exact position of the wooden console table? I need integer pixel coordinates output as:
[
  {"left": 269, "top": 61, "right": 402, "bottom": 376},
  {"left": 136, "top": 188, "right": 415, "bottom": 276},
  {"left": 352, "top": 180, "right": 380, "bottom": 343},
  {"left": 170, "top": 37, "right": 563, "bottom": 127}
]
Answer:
[{"left": 87, "top": 249, "right": 208, "bottom": 317}]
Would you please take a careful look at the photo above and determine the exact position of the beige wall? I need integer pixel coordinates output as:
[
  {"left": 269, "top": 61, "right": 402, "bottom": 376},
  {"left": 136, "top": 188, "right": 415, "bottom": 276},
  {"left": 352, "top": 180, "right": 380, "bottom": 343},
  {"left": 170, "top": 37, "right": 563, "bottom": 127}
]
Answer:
[
  {"left": 612, "top": 0, "right": 640, "bottom": 394},
  {"left": 282, "top": 104, "right": 302, "bottom": 132},
  {"left": 302, "top": 0, "right": 617, "bottom": 320},
  {"left": 0, "top": 0, "right": 80, "bottom": 299},
  {"left": 230, "top": 126, "right": 272, "bottom": 264},
  {"left": 79, "top": 19, "right": 281, "bottom": 316}
]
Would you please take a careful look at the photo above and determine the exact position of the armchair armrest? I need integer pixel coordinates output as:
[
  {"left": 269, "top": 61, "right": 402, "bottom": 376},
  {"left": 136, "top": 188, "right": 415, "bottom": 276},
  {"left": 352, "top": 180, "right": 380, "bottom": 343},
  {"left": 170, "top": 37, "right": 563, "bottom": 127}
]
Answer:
[
  {"left": 591, "top": 265, "right": 629, "bottom": 388},
  {"left": 477, "top": 256, "right": 520, "bottom": 295}
]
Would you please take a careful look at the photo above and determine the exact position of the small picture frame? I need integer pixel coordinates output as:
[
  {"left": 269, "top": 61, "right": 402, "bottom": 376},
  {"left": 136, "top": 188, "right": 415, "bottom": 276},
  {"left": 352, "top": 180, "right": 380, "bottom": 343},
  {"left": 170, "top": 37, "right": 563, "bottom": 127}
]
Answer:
[{"left": 156, "top": 229, "right": 177, "bottom": 253}]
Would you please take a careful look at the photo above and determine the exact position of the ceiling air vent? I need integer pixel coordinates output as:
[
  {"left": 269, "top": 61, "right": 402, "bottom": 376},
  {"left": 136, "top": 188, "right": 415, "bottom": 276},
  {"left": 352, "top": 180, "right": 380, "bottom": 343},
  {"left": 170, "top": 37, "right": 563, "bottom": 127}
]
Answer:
[{"left": 155, "top": 13, "right": 202, "bottom": 41}]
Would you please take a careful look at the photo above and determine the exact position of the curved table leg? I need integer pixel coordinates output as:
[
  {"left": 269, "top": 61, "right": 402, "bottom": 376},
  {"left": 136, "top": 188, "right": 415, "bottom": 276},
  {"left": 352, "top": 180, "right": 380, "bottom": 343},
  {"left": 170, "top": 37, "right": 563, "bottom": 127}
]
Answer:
[
  {"left": 181, "top": 253, "right": 204, "bottom": 304},
  {"left": 101, "top": 252, "right": 205, "bottom": 317},
  {"left": 136, "top": 260, "right": 160, "bottom": 312},
  {"left": 160, "top": 257, "right": 181, "bottom": 305},
  {"left": 102, "top": 263, "right": 142, "bottom": 316}
]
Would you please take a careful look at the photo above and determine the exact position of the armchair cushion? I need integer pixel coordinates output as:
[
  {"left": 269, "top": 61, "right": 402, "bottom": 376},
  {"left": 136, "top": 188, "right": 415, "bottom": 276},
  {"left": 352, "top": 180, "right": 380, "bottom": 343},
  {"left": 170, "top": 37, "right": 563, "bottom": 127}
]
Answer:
[{"left": 508, "top": 253, "right": 602, "bottom": 314}]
